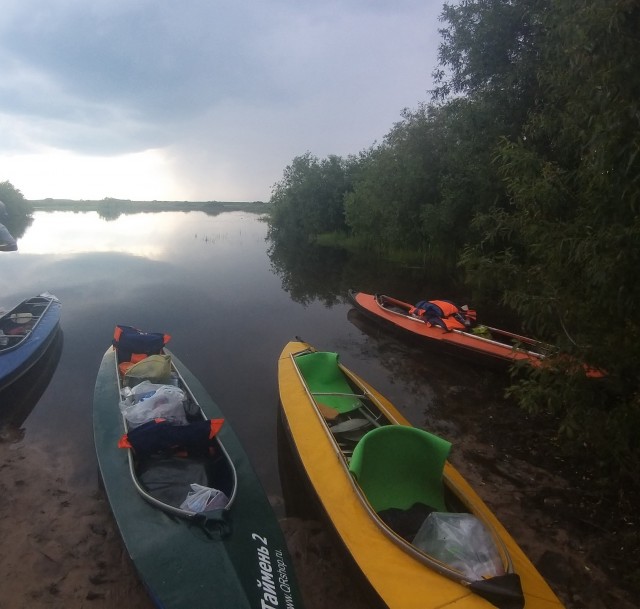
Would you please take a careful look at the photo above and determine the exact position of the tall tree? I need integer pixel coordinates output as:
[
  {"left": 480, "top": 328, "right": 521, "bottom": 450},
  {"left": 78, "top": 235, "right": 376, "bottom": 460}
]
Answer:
[
  {"left": 0, "top": 181, "right": 33, "bottom": 237},
  {"left": 425, "top": 0, "right": 548, "bottom": 268},
  {"left": 433, "top": 0, "right": 547, "bottom": 136},
  {"left": 461, "top": 0, "right": 640, "bottom": 465},
  {"left": 268, "top": 153, "right": 352, "bottom": 242},
  {"left": 343, "top": 101, "right": 506, "bottom": 267}
]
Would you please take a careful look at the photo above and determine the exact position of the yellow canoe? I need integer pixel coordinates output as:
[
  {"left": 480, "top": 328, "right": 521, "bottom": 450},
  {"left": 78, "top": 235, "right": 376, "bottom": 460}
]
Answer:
[{"left": 278, "top": 340, "right": 564, "bottom": 609}]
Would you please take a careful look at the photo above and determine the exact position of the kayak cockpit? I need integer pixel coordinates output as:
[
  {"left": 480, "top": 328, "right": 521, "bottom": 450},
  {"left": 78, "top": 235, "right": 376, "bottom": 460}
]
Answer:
[
  {"left": 290, "top": 346, "right": 523, "bottom": 606},
  {"left": 112, "top": 329, "right": 238, "bottom": 529},
  {"left": 0, "top": 295, "right": 56, "bottom": 352}
]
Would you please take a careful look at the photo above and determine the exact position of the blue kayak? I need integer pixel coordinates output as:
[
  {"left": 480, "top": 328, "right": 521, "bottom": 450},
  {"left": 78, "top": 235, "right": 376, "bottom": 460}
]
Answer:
[{"left": 0, "top": 293, "right": 61, "bottom": 391}]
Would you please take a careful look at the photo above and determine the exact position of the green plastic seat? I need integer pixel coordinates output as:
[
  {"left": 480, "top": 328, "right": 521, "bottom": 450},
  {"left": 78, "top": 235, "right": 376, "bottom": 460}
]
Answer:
[
  {"left": 348, "top": 425, "right": 451, "bottom": 513},
  {"left": 295, "top": 351, "right": 363, "bottom": 414}
]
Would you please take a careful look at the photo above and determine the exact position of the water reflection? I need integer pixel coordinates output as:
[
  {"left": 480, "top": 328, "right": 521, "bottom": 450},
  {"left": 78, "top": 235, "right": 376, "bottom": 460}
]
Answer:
[
  {"left": 17, "top": 211, "right": 197, "bottom": 257},
  {"left": 0, "top": 209, "right": 487, "bottom": 503},
  {"left": 266, "top": 236, "right": 438, "bottom": 307},
  {"left": 0, "top": 329, "right": 63, "bottom": 442},
  {"left": 0, "top": 223, "right": 17, "bottom": 251}
]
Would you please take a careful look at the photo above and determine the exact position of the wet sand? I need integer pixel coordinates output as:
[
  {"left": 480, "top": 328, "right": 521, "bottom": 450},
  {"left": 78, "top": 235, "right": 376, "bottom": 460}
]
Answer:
[
  {"left": 0, "top": 430, "right": 636, "bottom": 609},
  {"left": 0, "top": 443, "right": 153, "bottom": 609}
]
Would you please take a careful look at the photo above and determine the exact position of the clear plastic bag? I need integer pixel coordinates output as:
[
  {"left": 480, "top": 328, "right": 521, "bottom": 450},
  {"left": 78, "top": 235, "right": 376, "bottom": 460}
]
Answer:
[
  {"left": 119, "top": 381, "right": 187, "bottom": 428},
  {"left": 180, "top": 483, "right": 229, "bottom": 513},
  {"left": 412, "top": 512, "right": 504, "bottom": 581}
]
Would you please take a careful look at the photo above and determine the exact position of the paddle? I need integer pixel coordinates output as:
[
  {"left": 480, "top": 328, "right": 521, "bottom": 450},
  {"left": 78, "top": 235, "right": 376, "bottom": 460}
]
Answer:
[
  {"left": 479, "top": 325, "right": 547, "bottom": 347},
  {"left": 316, "top": 397, "right": 381, "bottom": 429},
  {"left": 329, "top": 418, "right": 371, "bottom": 434},
  {"left": 316, "top": 402, "right": 340, "bottom": 421},
  {"left": 450, "top": 328, "right": 546, "bottom": 359}
]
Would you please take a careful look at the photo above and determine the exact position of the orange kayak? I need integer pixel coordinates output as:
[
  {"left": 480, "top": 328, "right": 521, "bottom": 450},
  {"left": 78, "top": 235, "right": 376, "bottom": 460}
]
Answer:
[{"left": 348, "top": 291, "right": 550, "bottom": 370}]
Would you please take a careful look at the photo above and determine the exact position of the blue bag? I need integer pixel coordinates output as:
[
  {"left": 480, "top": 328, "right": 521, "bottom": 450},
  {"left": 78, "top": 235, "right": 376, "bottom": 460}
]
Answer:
[{"left": 113, "top": 325, "right": 171, "bottom": 362}]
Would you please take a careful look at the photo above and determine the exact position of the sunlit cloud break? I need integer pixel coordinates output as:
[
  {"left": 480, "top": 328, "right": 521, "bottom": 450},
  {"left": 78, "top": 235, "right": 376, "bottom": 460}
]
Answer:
[
  {"left": 0, "top": 149, "right": 181, "bottom": 201},
  {"left": 0, "top": 1, "right": 442, "bottom": 201}
]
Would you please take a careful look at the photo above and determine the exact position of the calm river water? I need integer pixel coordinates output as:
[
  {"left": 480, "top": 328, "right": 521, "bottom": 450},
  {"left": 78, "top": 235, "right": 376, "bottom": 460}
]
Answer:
[{"left": 0, "top": 209, "right": 502, "bottom": 510}]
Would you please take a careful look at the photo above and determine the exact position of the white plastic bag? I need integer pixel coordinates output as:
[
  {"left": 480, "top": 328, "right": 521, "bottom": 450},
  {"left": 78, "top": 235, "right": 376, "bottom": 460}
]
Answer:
[
  {"left": 412, "top": 512, "right": 504, "bottom": 581},
  {"left": 119, "top": 381, "right": 187, "bottom": 428},
  {"left": 180, "top": 483, "right": 229, "bottom": 513}
]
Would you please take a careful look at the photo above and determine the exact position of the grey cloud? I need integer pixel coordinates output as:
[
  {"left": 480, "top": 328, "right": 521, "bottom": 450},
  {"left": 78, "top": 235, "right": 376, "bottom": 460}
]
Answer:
[
  {"left": 0, "top": 0, "right": 443, "bottom": 198},
  {"left": 1, "top": 2, "right": 275, "bottom": 117}
]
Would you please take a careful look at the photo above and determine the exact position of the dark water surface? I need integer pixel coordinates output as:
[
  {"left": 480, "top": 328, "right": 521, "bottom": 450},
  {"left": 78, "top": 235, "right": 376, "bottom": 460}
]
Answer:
[{"left": 0, "top": 210, "right": 493, "bottom": 508}]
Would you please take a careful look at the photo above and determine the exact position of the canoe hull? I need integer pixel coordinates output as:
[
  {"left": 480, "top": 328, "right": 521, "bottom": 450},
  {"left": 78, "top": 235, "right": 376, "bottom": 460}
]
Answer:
[
  {"left": 0, "top": 294, "right": 61, "bottom": 392},
  {"left": 94, "top": 346, "right": 304, "bottom": 609},
  {"left": 278, "top": 340, "right": 564, "bottom": 609}
]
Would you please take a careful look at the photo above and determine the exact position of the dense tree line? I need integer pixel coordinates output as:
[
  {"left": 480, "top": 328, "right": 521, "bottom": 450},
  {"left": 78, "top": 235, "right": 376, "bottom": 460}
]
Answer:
[
  {"left": 0, "top": 181, "right": 33, "bottom": 238},
  {"left": 30, "top": 198, "right": 263, "bottom": 217},
  {"left": 267, "top": 0, "right": 640, "bottom": 475}
]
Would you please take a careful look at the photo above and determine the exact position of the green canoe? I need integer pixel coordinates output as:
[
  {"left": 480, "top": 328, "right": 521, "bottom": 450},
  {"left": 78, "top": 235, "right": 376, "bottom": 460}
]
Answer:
[{"left": 93, "top": 345, "right": 304, "bottom": 609}]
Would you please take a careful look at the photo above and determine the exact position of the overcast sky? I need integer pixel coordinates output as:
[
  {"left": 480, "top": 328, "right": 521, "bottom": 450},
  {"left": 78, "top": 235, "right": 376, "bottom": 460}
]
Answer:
[{"left": 0, "top": 0, "right": 444, "bottom": 202}]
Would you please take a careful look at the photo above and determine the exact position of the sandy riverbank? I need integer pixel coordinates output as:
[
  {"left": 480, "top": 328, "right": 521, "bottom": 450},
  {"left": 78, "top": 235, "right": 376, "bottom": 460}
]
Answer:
[
  {"left": 0, "top": 440, "right": 368, "bottom": 609},
  {"left": 0, "top": 433, "right": 636, "bottom": 609}
]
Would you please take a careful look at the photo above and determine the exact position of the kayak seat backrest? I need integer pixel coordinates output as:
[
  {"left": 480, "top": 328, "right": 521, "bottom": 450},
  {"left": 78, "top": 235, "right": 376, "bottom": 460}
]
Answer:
[
  {"left": 348, "top": 425, "right": 451, "bottom": 513},
  {"left": 295, "top": 351, "right": 362, "bottom": 415}
]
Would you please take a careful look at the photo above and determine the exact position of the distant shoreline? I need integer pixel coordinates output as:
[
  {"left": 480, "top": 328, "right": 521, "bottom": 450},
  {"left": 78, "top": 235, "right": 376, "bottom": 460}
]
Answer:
[{"left": 28, "top": 198, "right": 270, "bottom": 215}]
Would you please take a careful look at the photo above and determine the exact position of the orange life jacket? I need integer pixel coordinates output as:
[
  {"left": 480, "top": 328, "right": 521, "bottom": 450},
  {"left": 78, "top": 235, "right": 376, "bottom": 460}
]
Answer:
[
  {"left": 437, "top": 316, "right": 467, "bottom": 331},
  {"left": 410, "top": 299, "right": 471, "bottom": 332},
  {"left": 428, "top": 300, "right": 460, "bottom": 317},
  {"left": 410, "top": 300, "right": 460, "bottom": 318}
]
